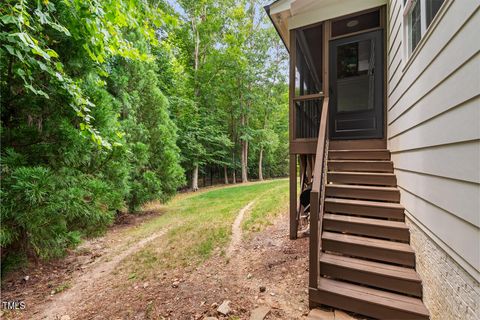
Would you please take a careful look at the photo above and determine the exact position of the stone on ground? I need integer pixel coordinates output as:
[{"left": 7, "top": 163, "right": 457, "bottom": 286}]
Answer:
[
  {"left": 334, "top": 310, "right": 357, "bottom": 320},
  {"left": 307, "top": 308, "right": 334, "bottom": 320},
  {"left": 250, "top": 305, "right": 270, "bottom": 320},
  {"left": 217, "top": 300, "right": 231, "bottom": 315}
]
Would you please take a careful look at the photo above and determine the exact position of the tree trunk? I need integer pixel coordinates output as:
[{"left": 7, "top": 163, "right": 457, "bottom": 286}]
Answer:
[
  {"left": 232, "top": 148, "right": 237, "bottom": 184},
  {"left": 241, "top": 114, "right": 248, "bottom": 183},
  {"left": 224, "top": 165, "right": 229, "bottom": 184},
  {"left": 210, "top": 167, "right": 213, "bottom": 186},
  {"left": 191, "top": 14, "right": 201, "bottom": 187},
  {"left": 258, "top": 146, "right": 264, "bottom": 181},
  {"left": 241, "top": 142, "right": 248, "bottom": 182},
  {"left": 192, "top": 164, "right": 199, "bottom": 191}
]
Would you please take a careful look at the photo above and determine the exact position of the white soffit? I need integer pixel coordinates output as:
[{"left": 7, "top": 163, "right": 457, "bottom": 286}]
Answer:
[
  {"left": 287, "top": 0, "right": 388, "bottom": 30},
  {"left": 270, "top": 0, "right": 293, "bottom": 15},
  {"left": 268, "top": 0, "right": 292, "bottom": 50}
]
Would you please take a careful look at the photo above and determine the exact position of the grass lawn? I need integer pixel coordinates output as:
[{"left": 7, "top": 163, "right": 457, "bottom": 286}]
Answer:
[{"left": 119, "top": 178, "right": 289, "bottom": 279}]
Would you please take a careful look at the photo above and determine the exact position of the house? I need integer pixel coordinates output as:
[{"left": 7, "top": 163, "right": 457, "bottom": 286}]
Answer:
[{"left": 265, "top": 0, "right": 479, "bottom": 319}]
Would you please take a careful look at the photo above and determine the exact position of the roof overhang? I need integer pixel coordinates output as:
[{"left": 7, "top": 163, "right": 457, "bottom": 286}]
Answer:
[
  {"left": 265, "top": 0, "right": 387, "bottom": 51},
  {"left": 264, "top": 0, "right": 293, "bottom": 52}
]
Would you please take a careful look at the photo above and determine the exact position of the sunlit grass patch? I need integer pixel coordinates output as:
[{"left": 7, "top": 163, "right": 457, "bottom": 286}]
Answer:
[
  {"left": 120, "top": 179, "right": 288, "bottom": 276},
  {"left": 242, "top": 181, "right": 289, "bottom": 233}
]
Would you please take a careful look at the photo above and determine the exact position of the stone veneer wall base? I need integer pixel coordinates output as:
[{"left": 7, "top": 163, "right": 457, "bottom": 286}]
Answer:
[{"left": 406, "top": 216, "right": 480, "bottom": 320}]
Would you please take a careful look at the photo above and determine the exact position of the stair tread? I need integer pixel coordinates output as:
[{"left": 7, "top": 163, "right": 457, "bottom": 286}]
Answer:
[
  {"left": 325, "top": 197, "right": 404, "bottom": 209},
  {"left": 317, "top": 278, "right": 429, "bottom": 317},
  {"left": 322, "top": 232, "right": 414, "bottom": 253},
  {"left": 324, "top": 213, "right": 409, "bottom": 229},
  {"left": 329, "top": 160, "right": 393, "bottom": 163},
  {"left": 328, "top": 171, "right": 395, "bottom": 176},
  {"left": 328, "top": 160, "right": 395, "bottom": 173},
  {"left": 330, "top": 149, "right": 389, "bottom": 152},
  {"left": 320, "top": 253, "right": 421, "bottom": 281},
  {"left": 326, "top": 184, "right": 399, "bottom": 191},
  {"left": 329, "top": 150, "right": 390, "bottom": 160}
]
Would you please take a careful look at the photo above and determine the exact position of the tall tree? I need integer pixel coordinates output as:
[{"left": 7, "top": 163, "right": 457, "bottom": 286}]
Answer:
[
  {"left": 174, "top": 0, "right": 228, "bottom": 190},
  {"left": 0, "top": 0, "right": 184, "bottom": 265}
]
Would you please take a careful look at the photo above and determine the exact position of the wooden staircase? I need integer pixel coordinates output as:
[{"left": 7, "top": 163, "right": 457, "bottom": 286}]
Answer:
[{"left": 309, "top": 145, "right": 430, "bottom": 319}]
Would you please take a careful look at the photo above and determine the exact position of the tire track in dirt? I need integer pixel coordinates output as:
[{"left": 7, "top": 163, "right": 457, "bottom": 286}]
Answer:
[{"left": 33, "top": 228, "right": 170, "bottom": 320}]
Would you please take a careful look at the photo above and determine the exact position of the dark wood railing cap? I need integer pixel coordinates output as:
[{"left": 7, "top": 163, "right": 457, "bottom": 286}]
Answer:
[
  {"left": 311, "top": 97, "right": 329, "bottom": 194},
  {"left": 293, "top": 92, "right": 324, "bottom": 102}
]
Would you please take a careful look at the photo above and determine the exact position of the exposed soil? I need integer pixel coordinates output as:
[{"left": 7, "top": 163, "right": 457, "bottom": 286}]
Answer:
[
  {"left": 226, "top": 201, "right": 254, "bottom": 259},
  {"left": 2, "top": 203, "right": 313, "bottom": 319}
]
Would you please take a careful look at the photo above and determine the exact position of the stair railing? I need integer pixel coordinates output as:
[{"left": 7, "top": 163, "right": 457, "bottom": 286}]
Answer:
[{"left": 309, "top": 96, "right": 329, "bottom": 290}]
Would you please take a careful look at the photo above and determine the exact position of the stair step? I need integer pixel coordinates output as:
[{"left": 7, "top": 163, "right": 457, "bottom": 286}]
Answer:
[
  {"left": 322, "top": 232, "right": 415, "bottom": 266},
  {"left": 326, "top": 184, "right": 400, "bottom": 202},
  {"left": 328, "top": 171, "right": 397, "bottom": 186},
  {"left": 329, "top": 139, "right": 387, "bottom": 150},
  {"left": 329, "top": 149, "right": 390, "bottom": 160},
  {"left": 323, "top": 213, "right": 410, "bottom": 242},
  {"left": 328, "top": 160, "right": 394, "bottom": 173},
  {"left": 311, "top": 278, "right": 429, "bottom": 319},
  {"left": 320, "top": 253, "right": 422, "bottom": 297},
  {"left": 325, "top": 197, "right": 405, "bottom": 220}
]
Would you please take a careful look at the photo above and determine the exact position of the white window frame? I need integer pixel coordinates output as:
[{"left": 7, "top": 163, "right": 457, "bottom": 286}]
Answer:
[
  {"left": 403, "top": 0, "right": 426, "bottom": 57},
  {"left": 402, "top": 0, "right": 446, "bottom": 60}
]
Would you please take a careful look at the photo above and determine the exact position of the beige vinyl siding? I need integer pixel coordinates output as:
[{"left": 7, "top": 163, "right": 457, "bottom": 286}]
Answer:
[{"left": 387, "top": 0, "right": 480, "bottom": 280}]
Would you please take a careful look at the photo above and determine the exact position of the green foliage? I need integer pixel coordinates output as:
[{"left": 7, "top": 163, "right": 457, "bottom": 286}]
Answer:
[
  {"left": 0, "top": 0, "right": 184, "bottom": 268},
  {"left": 109, "top": 58, "right": 185, "bottom": 211},
  {"left": 0, "top": 0, "right": 163, "bottom": 146},
  {"left": 0, "top": 165, "right": 109, "bottom": 259},
  {"left": 0, "top": 0, "right": 288, "bottom": 273},
  {"left": 52, "top": 282, "right": 71, "bottom": 294},
  {"left": 0, "top": 252, "right": 28, "bottom": 277},
  {"left": 168, "top": 0, "right": 289, "bottom": 185}
]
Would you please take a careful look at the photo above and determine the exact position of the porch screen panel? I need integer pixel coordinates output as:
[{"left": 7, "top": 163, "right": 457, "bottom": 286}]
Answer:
[
  {"left": 295, "top": 98, "right": 322, "bottom": 139},
  {"left": 294, "top": 25, "right": 323, "bottom": 139}
]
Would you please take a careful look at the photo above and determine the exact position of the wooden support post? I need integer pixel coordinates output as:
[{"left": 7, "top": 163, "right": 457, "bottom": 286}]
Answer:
[
  {"left": 298, "top": 155, "right": 306, "bottom": 216},
  {"left": 289, "top": 154, "right": 298, "bottom": 240},
  {"left": 307, "top": 155, "right": 313, "bottom": 183},
  {"left": 309, "top": 21, "right": 331, "bottom": 293},
  {"left": 309, "top": 190, "right": 319, "bottom": 289},
  {"left": 289, "top": 28, "right": 298, "bottom": 241},
  {"left": 323, "top": 21, "right": 330, "bottom": 99},
  {"left": 289, "top": 29, "right": 296, "bottom": 146}
]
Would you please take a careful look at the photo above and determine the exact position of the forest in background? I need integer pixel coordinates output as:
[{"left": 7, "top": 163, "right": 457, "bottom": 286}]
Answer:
[{"left": 0, "top": 0, "right": 288, "bottom": 272}]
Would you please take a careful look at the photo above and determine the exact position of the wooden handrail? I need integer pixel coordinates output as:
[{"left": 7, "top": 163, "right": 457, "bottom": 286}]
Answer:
[
  {"left": 308, "top": 96, "right": 329, "bottom": 290},
  {"left": 292, "top": 92, "right": 324, "bottom": 102},
  {"left": 310, "top": 97, "right": 329, "bottom": 195}
]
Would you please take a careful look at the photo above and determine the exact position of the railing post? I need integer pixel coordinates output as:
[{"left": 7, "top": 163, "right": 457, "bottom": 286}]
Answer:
[{"left": 308, "top": 97, "right": 329, "bottom": 294}]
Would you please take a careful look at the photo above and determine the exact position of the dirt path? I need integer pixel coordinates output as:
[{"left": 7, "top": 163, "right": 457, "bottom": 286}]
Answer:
[
  {"left": 226, "top": 201, "right": 254, "bottom": 259},
  {"left": 35, "top": 228, "right": 169, "bottom": 319},
  {"left": 2, "top": 203, "right": 313, "bottom": 319}
]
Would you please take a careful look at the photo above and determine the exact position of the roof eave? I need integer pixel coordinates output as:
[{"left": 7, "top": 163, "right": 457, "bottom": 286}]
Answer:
[{"left": 264, "top": 2, "right": 290, "bottom": 52}]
